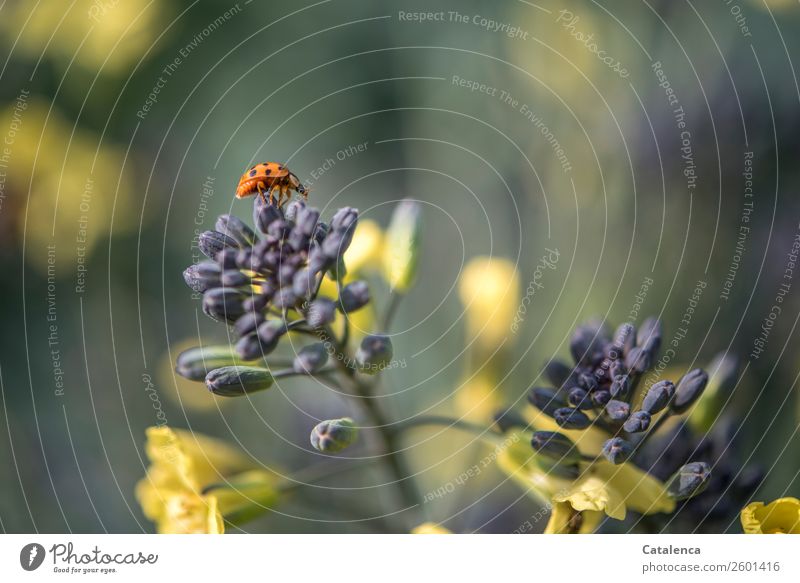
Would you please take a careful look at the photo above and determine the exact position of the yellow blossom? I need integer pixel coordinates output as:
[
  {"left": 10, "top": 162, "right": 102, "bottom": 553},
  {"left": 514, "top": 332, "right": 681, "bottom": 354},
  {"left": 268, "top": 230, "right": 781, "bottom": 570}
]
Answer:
[
  {"left": 496, "top": 429, "right": 674, "bottom": 533},
  {"left": 741, "top": 498, "right": 800, "bottom": 534},
  {"left": 135, "top": 426, "right": 279, "bottom": 534},
  {"left": 458, "top": 257, "right": 520, "bottom": 348},
  {"left": 411, "top": 522, "right": 452, "bottom": 534}
]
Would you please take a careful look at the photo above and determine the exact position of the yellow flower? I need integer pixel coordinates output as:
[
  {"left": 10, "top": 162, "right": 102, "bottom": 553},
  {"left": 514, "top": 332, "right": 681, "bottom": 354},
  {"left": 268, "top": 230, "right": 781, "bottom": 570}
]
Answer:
[
  {"left": 496, "top": 429, "right": 674, "bottom": 533},
  {"left": 411, "top": 522, "right": 452, "bottom": 534},
  {"left": 741, "top": 498, "right": 800, "bottom": 534},
  {"left": 2, "top": 0, "right": 163, "bottom": 74},
  {"left": 454, "top": 372, "right": 503, "bottom": 424},
  {"left": 2, "top": 99, "right": 140, "bottom": 274},
  {"left": 458, "top": 257, "right": 520, "bottom": 348},
  {"left": 345, "top": 219, "right": 385, "bottom": 273},
  {"left": 544, "top": 502, "right": 602, "bottom": 534},
  {"left": 136, "top": 426, "right": 279, "bottom": 534}
]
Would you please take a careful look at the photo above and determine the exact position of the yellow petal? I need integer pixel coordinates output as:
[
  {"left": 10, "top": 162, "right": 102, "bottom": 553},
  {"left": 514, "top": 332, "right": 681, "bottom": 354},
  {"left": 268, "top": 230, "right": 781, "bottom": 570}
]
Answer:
[
  {"left": 554, "top": 475, "right": 626, "bottom": 521},
  {"left": 411, "top": 522, "right": 452, "bottom": 534},
  {"left": 458, "top": 257, "right": 520, "bottom": 347},
  {"left": 741, "top": 498, "right": 800, "bottom": 534},
  {"left": 544, "top": 501, "right": 603, "bottom": 534},
  {"left": 495, "top": 434, "right": 574, "bottom": 505},
  {"left": 593, "top": 460, "right": 675, "bottom": 515}
]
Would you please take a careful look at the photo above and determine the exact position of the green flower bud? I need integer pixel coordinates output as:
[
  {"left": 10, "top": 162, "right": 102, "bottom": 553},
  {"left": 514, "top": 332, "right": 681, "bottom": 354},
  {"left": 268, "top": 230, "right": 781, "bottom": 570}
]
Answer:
[
  {"left": 176, "top": 345, "right": 244, "bottom": 381},
  {"left": 666, "top": 462, "right": 711, "bottom": 500},
  {"left": 383, "top": 199, "right": 422, "bottom": 292},
  {"left": 310, "top": 417, "right": 358, "bottom": 453},
  {"left": 355, "top": 334, "right": 393, "bottom": 374},
  {"left": 531, "top": 431, "right": 581, "bottom": 464},
  {"left": 205, "top": 365, "right": 273, "bottom": 397}
]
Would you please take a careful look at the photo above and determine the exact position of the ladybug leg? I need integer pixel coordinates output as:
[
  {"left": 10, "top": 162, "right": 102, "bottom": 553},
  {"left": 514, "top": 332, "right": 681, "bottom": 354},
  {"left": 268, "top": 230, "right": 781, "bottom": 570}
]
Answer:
[
  {"left": 256, "top": 184, "right": 267, "bottom": 205},
  {"left": 268, "top": 186, "right": 276, "bottom": 206}
]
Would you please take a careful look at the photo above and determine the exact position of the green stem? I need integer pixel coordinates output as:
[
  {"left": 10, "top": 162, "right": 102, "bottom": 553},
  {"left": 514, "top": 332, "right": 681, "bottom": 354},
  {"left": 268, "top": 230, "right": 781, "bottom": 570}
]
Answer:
[{"left": 382, "top": 292, "right": 403, "bottom": 332}]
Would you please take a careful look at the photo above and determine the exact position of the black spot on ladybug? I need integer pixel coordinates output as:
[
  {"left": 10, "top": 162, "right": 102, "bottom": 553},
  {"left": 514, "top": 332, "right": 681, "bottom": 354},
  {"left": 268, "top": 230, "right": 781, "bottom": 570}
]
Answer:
[
  {"left": 249, "top": 169, "right": 257, "bottom": 177},
  {"left": 265, "top": 168, "right": 271, "bottom": 175}
]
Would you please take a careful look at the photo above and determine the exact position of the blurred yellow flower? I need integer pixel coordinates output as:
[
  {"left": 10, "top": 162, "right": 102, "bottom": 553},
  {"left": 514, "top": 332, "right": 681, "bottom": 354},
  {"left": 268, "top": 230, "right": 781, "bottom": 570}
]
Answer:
[
  {"left": 136, "top": 426, "right": 279, "bottom": 534},
  {"left": 741, "top": 498, "right": 800, "bottom": 534},
  {"left": 1, "top": 0, "right": 162, "bottom": 74},
  {"left": 2, "top": 99, "right": 139, "bottom": 274},
  {"left": 458, "top": 256, "right": 520, "bottom": 348},
  {"left": 346, "top": 219, "right": 384, "bottom": 273},
  {"left": 411, "top": 522, "right": 452, "bottom": 534},
  {"left": 496, "top": 429, "right": 674, "bottom": 533},
  {"left": 454, "top": 372, "right": 502, "bottom": 424}
]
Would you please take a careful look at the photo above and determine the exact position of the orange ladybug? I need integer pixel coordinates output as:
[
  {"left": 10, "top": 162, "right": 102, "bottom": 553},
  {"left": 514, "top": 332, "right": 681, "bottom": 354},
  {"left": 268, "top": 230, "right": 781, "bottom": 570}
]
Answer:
[{"left": 235, "top": 162, "right": 308, "bottom": 207}]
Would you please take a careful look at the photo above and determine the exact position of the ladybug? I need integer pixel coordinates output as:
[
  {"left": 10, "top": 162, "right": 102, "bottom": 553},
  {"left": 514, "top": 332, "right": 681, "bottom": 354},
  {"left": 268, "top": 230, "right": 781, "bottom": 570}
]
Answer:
[{"left": 235, "top": 162, "right": 308, "bottom": 207}]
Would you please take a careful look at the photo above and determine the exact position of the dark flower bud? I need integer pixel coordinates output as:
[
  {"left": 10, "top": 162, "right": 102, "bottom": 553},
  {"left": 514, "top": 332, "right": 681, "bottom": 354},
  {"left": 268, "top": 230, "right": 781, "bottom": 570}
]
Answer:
[
  {"left": 527, "top": 386, "right": 568, "bottom": 416},
  {"left": 287, "top": 229, "right": 310, "bottom": 252},
  {"left": 355, "top": 334, "right": 393, "bottom": 374},
  {"left": 590, "top": 390, "right": 611, "bottom": 407},
  {"left": 216, "top": 214, "right": 257, "bottom": 247},
  {"left": 671, "top": 369, "right": 709, "bottom": 414},
  {"left": 293, "top": 343, "right": 329, "bottom": 374},
  {"left": 308, "top": 246, "right": 334, "bottom": 273},
  {"left": 637, "top": 317, "right": 662, "bottom": 354},
  {"left": 253, "top": 196, "right": 283, "bottom": 233},
  {"left": 577, "top": 373, "right": 598, "bottom": 392},
  {"left": 235, "top": 333, "right": 266, "bottom": 360},
  {"left": 267, "top": 219, "right": 292, "bottom": 240},
  {"left": 531, "top": 431, "right": 581, "bottom": 464},
  {"left": 312, "top": 221, "right": 329, "bottom": 244},
  {"left": 273, "top": 286, "right": 298, "bottom": 310},
  {"left": 625, "top": 346, "right": 651, "bottom": 374},
  {"left": 176, "top": 345, "right": 242, "bottom": 381},
  {"left": 306, "top": 298, "right": 337, "bottom": 328},
  {"left": 183, "top": 261, "right": 221, "bottom": 292},
  {"left": 623, "top": 410, "right": 652, "bottom": 433},
  {"left": 242, "top": 290, "right": 270, "bottom": 313},
  {"left": 295, "top": 207, "right": 321, "bottom": 236},
  {"left": 609, "top": 374, "right": 631, "bottom": 399},
  {"left": 283, "top": 200, "right": 305, "bottom": 222},
  {"left": 330, "top": 206, "right": 358, "bottom": 232},
  {"left": 321, "top": 230, "right": 349, "bottom": 260},
  {"left": 567, "top": 387, "right": 592, "bottom": 410},
  {"left": 642, "top": 380, "right": 675, "bottom": 414},
  {"left": 544, "top": 359, "right": 573, "bottom": 388},
  {"left": 198, "top": 230, "right": 238, "bottom": 258},
  {"left": 202, "top": 287, "right": 246, "bottom": 322},
  {"left": 611, "top": 322, "right": 636, "bottom": 357},
  {"left": 292, "top": 269, "right": 317, "bottom": 299},
  {"left": 602, "top": 437, "right": 634, "bottom": 464},
  {"left": 205, "top": 365, "right": 273, "bottom": 396},
  {"left": 666, "top": 462, "right": 711, "bottom": 500},
  {"left": 553, "top": 407, "right": 591, "bottom": 430},
  {"left": 258, "top": 320, "right": 288, "bottom": 345},
  {"left": 221, "top": 269, "right": 250, "bottom": 287},
  {"left": 492, "top": 409, "right": 528, "bottom": 433},
  {"left": 310, "top": 417, "right": 358, "bottom": 453},
  {"left": 234, "top": 311, "right": 265, "bottom": 337},
  {"left": 570, "top": 325, "right": 598, "bottom": 364},
  {"left": 235, "top": 247, "right": 254, "bottom": 270},
  {"left": 338, "top": 280, "right": 371, "bottom": 313},
  {"left": 216, "top": 248, "right": 239, "bottom": 270},
  {"left": 605, "top": 400, "right": 631, "bottom": 422}
]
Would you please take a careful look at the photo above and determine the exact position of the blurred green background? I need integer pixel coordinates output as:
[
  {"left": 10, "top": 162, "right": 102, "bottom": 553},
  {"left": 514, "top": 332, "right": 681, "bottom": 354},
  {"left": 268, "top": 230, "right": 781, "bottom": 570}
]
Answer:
[{"left": 1, "top": 0, "right": 799, "bottom": 533}]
